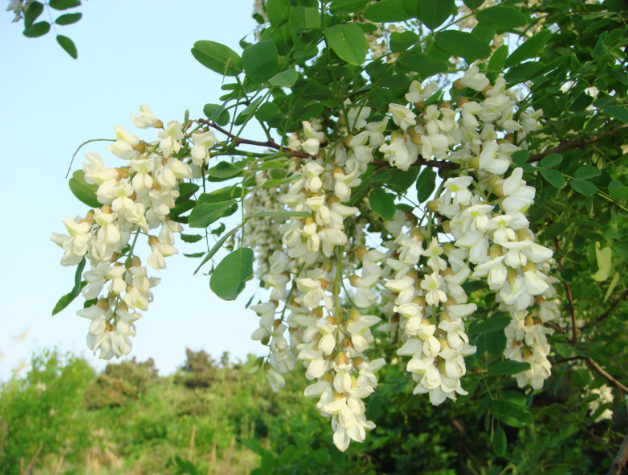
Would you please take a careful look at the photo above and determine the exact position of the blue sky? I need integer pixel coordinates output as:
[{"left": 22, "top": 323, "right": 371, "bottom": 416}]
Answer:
[{"left": 0, "top": 0, "right": 268, "bottom": 379}]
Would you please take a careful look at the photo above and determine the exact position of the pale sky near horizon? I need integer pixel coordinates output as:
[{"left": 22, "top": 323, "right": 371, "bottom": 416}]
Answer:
[{"left": 0, "top": 0, "right": 270, "bottom": 379}]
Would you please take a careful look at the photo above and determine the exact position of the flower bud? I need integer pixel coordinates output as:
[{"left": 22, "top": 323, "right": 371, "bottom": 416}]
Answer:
[
  {"left": 117, "top": 300, "right": 128, "bottom": 312},
  {"left": 535, "top": 295, "right": 546, "bottom": 305},
  {"left": 507, "top": 267, "right": 518, "bottom": 285},
  {"left": 311, "top": 307, "right": 323, "bottom": 319},
  {"left": 442, "top": 243, "right": 455, "bottom": 254},
  {"left": 85, "top": 210, "right": 95, "bottom": 222},
  {"left": 96, "top": 299, "right": 109, "bottom": 311},
  {"left": 335, "top": 352, "right": 347, "bottom": 365},
  {"left": 523, "top": 261, "right": 537, "bottom": 273},
  {"left": 325, "top": 316, "right": 336, "bottom": 326},
  {"left": 440, "top": 102, "right": 451, "bottom": 109},
  {"left": 349, "top": 275, "right": 359, "bottom": 287},
  {"left": 333, "top": 390, "right": 345, "bottom": 401},
  {"left": 349, "top": 309, "right": 362, "bottom": 321},
  {"left": 525, "top": 316, "right": 535, "bottom": 327},
  {"left": 343, "top": 338, "right": 353, "bottom": 349},
  {"left": 412, "top": 295, "right": 426, "bottom": 307},
  {"left": 155, "top": 119, "right": 164, "bottom": 129},
  {"left": 318, "top": 278, "right": 327, "bottom": 290},
  {"left": 390, "top": 314, "right": 400, "bottom": 323},
  {"left": 517, "top": 229, "right": 533, "bottom": 242},
  {"left": 442, "top": 220, "right": 452, "bottom": 233},
  {"left": 274, "top": 319, "right": 282, "bottom": 330},
  {"left": 249, "top": 357, "right": 264, "bottom": 374},
  {"left": 457, "top": 97, "right": 470, "bottom": 106},
  {"left": 101, "top": 205, "right": 112, "bottom": 214},
  {"left": 413, "top": 100, "right": 425, "bottom": 109},
  {"left": 427, "top": 200, "right": 440, "bottom": 212},
  {"left": 470, "top": 156, "right": 481, "bottom": 170},
  {"left": 148, "top": 236, "right": 159, "bottom": 247},
  {"left": 353, "top": 357, "right": 365, "bottom": 369},
  {"left": 343, "top": 135, "right": 354, "bottom": 147},
  {"left": 482, "top": 85, "right": 494, "bottom": 97},
  {"left": 411, "top": 133, "right": 423, "bottom": 145},
  {"left": 505, "top": 134, "right": 515, "bottom": 144},
  {"left": 453, "top": 78, "right": 464, "bottom": 90},
  {"left": 489, "top": 244, "right": 503, "bottom": 260},
  {"left": 322, "top": 262, "right": 333, "bottom": 273},
  {"left": 356, "top": 247, "right": 369, "bottom": 260},
  {"left": 322, "top": 372, "right": 334, "bottom": 383},
  {"left": 391, "top": 130, "right": 407, "bottom": 142}
]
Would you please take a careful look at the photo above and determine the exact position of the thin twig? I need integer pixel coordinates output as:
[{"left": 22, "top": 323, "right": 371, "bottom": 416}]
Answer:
[
  {"left": 198, "top": 119, "right": 311, "bottom": 158},
  {"left": 581, "top": 288, "right": 628, "bottom": 330},
  {"left": 587, "top": 358, "right": 628, "bottom": 395},
  {"left": 554, "top": 238, "right": 578, "bottom": 344},
  {"left": 528, "top": 125, "right": 628, "bottom": 163},
  {"left": 372, "top": 155, "right": 457, "bottom": 171},
  {"left": 550, "top": 356, "right": 584, "bottom": 366}
]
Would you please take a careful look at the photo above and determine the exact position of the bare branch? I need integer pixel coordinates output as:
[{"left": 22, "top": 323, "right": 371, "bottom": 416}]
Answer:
[
  {"left": 528, "top": 125, "right": 628, "bottom": 163},
  {"left": 587, "top": 358, "right": 628, "bottom": 395},
  {"left": 554, "top": 238, "right": 578, "bottom": 344},
  {"left": 607, "top": 429, "right": 628, "bottom": 475},
  {"left": 198, "top": 119, "right": 311, "bottom": 158}
]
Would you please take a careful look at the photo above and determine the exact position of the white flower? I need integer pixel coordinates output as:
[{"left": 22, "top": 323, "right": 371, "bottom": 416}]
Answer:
[
  {"left": 131, "top": 105, "right": 160, "bottom": 129},
  {"left": 461, "top": 63, "right": 490, "bottom": 91},
  {"left": 191, "top": 130, "right": 218, "bottom": 166},
  {"left": 389, "top": 104, "right": 416, "bottom": 130}
]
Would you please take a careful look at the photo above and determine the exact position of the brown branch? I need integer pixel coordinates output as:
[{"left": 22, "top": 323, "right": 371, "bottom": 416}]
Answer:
[
  {"left": 554, "top": 238, "right": 578, "bottom": 344},
  {"left": 581, "top": 288, "right": 628, "bottom": 331},
  {"left": 587, "top": 358, "right": 628, "bottom": 395},
  {"left": 550, "top": 356, "right": 584, "bottom": 366},
  {"left": 528, "top": 125, "right": 628, "bottom": 163},
  {"left": 372, "top": 155, "right": 457, "bottom": 171},
  {"left": 608, "top": 430, "right": 628, "bottom": 475},
  {"left": 547, "top": 322, "right": 567, "bottom": 335},
  {"left": 198, "top": 119, "right": 311, "bottom": 158}
]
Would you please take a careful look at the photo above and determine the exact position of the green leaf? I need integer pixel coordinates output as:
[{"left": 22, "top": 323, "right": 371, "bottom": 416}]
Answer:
[
  {"left": 52, "top": 258, "right": 86, "bottom": 316},
  {"left": 501, "top": 390, "right": 527, "bottom": 407},
  {"left": 268, "top": 68, "right": 299, "bottom": 87},
  {"left": 188, "top": 200, "right": 237, "bottom": 228},
  {"left": 191, "top": 40, "right": 243, "bottom": 77},
  {"left": 291, "top": 6, "right": 321, "bottom": 43},
  {"left": 416, "top": 0, "right": 455, "bottom": 30},
  {"left": 511, "top": 150, "right": 530, "bottom": 165},
  {"left": 610, "top": 186, "right": 628, "bottom": 200},
  {"left": 570, "top": 179, "right": 598, "bottom": 197},
  {"left": 194, "top": 227, "right": 239, "bottom": 275},
  {"left": 390, "top": 31, "right": 418, "bottom": 53},
  {"left": 242, "top": 40, "right": 279, "bottom": 83},
  {"left": 183, "top": 252, "right": 205, "bottom": 258},
  {"left": 23, "top": 21, "right": 50, "bottom": 38},
  {"left": 470, "top": 315, "right": 511, "bottom": 334},
  {"left": 539, "top": 153, "right": 563, "bottom": 168},
  {"left": 208, "top": 161, "right": 245, "bottom": 179},
  {"left": 388, "top": 166, "right": 421, "bottom": 193},
  {"left": 210, "top": 248, "right": 255, "bottom": 301},
  {"left": 247, "top": 211, "right": 311, "bottom": 219},
  {"left": 24, "top": 1, "right": 44, "bottom": 29},
  {"left": 369, "top": 188, "right": 396, "bottom": 221},
  {"left": 56, "top": 35, "right": 77, "bottom": 59},
  {"left": 606, "top": 68, "right": 628, "bottom": 87},
  {"left": 504, "top": 30, "right": 552, "bottom": 68},
  {"left": 325, "top": 24, "right": 367, "bottom": 66},
  {"left": 504, "top": 61, "right": 544, "bottom": 84},
  {"left": 601, "top": 104, "right": 628, "bottom": 124},
  {"left": 211, "top": 222, "right": 226, "bottom": 236},
  {"left": 175, "top": 183, "right": 200, "bottom": 205},
  {"left": 540, "top": 169, "right": 565, "bottom": 188},
  {"left": 492, "top": 400, "right": 534, "bottom": 425},
  {"left": 69, "top": 170, "right": 100, "bottom": 208},
  {"left": 493, "top": 425, "right": 507, "bottom": 457},
  {"left": 434, "top": 30, "right": 492, "bottom": 62},
  {"left": 488, "top": 360, "right": 531, "bottom": 376},
  {"left": 592, "top": 245, "right": 612, "bottom": 282},
  {"left": 476, "top": 6, "right": 526, "bottom": 30},
  {"left": 203, "top": 104, "right": 230, "bottom": 126},
  {"left": 330, "top": 0, "right": 369, "bottom": 14},
  {"left": 463, "top": 0, "right": 484, "bottom": 8},
  {"left": 261, "top": 174, "right": 303, "bottom": 188},
  {"left": 49, "top": 0, "right": 80, "bottom": 10},
  {"left": 55, "top": 12, "right": 82, "bottom": 25},
  {"left": 397, "top": 53, "right": 448, "bottom": 79},
  {"left": 180, "top": 234, "right": 203, "bottom": 243},
  {"left": 266, "top": 0, "right": 290, "bottom": 26},
  {"left": 574, "top": 166, "right": 602, "bottom": 180},
  {"left": 363, "top": 0, "right": 412, "bottom": 22},
  {"left": 416, "top": 167, "right": 436, "bottom": 203},
  {"left": 487, "top": 44, "right": 509, "bottom": 81}
]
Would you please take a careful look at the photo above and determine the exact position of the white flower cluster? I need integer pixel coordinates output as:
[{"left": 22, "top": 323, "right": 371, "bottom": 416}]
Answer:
[
  {"left": 51, "top": 106, "right": 219, "bottom": 360},
  {"left": 588, "top": 384, "right": 614, "bottom": 422},
  {"left": 6, "top": 0, "right": 33, "bottom": 22},
  {"left": 244, "top": 65, "right": 559, "bottom": 451}
]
